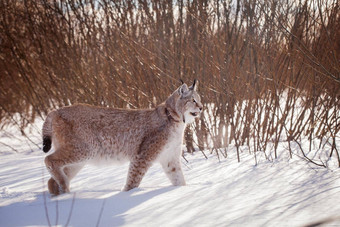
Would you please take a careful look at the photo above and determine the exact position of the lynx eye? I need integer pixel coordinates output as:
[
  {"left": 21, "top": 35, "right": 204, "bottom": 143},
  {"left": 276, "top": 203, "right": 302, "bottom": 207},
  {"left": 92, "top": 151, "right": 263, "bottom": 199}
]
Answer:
[{"left": 192, "top": 99, "right": 196, "bottom": 103}]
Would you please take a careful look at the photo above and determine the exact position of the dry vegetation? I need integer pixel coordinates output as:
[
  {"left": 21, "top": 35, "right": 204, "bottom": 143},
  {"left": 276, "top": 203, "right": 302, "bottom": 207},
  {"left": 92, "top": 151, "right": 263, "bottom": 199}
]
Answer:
[{"left": 0, "top": 0, "right": 339, "bottom": 166}]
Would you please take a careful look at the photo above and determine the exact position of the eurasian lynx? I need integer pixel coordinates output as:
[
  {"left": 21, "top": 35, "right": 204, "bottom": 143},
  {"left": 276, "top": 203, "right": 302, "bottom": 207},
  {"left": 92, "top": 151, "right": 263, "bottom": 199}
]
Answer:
[{"left": 42, "top": 80, "right": 202, "bottom": 195}]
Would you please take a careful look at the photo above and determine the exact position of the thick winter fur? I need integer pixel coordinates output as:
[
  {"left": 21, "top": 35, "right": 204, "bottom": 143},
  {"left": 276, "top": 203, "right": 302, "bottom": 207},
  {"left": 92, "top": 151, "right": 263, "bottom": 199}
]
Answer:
[{"left": 42, "top": 81, "right": 203, "bottom": 195}]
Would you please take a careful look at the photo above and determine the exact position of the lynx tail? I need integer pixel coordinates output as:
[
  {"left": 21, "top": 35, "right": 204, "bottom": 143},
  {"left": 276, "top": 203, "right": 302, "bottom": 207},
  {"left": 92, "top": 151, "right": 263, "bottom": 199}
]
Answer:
[{"left": 42, "top": 111, "right": 56, "bottom": 153}]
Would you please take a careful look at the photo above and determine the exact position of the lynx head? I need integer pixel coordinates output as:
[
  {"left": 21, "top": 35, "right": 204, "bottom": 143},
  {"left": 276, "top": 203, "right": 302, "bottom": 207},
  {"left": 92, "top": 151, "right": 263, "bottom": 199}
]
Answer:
[{"left": 165, "top": 79, "right": 203, "bottom": 124}]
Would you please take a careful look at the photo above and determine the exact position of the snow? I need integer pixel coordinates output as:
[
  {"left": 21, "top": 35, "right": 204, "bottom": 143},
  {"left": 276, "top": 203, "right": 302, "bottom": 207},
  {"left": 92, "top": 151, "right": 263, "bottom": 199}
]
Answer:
[{"left": 1, "top": 124, "right": 340, "bottom": 227}]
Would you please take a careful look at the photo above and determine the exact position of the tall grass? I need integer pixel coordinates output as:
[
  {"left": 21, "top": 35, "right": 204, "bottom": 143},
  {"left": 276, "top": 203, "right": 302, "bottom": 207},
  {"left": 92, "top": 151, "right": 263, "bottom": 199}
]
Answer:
[{"left": 1, "top": 0, "right": 339, "bottom": 166}]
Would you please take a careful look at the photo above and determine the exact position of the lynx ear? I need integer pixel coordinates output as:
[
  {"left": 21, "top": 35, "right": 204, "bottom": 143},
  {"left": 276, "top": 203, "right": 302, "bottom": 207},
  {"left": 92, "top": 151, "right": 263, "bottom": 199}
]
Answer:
[
  {"left": 189, "top": 79, "right": 198, "bottom": 91},
  {"left": 178, "top": 83, "right": 189, "bottom": 96}
]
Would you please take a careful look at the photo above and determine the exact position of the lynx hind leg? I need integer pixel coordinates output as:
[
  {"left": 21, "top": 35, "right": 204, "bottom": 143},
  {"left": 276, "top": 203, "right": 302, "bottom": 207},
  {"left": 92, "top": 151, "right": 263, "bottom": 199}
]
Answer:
[
  {"left": 161, "top": 159, "right": 186, "bottom": 186},
  {"left": 45, "top": 153, "right": 70, "bottom": 195},
  {"left": 45, "top": 150, "right": 83, "bottom": 195},
  {"left": 47, "top": 178, "right": 59, "bottom": 195},
  {"left": 46, "top": 164, "right": 84, "bottom": 195}
]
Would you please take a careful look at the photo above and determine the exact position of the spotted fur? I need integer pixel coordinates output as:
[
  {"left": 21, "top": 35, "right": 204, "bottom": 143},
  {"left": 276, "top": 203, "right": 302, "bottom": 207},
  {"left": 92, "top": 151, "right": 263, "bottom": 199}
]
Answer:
[{"left": 42, "top": 81, "right": 203, "bottom": 195}]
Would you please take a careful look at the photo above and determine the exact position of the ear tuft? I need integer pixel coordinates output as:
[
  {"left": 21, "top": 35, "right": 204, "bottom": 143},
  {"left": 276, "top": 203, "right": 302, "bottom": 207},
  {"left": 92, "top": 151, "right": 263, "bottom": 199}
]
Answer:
[{"left": 189, "top": 79, "right": 198, "bottom": 91}]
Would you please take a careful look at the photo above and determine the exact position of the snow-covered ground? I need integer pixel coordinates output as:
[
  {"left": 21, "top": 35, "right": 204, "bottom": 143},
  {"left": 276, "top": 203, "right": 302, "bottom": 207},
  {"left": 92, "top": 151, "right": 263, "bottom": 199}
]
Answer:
[{"left": 1, "top": 123, "right": 340, "bottom": 227}]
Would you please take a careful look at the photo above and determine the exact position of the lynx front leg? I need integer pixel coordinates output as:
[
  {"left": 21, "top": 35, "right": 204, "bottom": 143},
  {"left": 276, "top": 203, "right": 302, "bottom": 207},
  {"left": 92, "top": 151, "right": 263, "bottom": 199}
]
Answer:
[
  {"left": 123, "top": 158, "right": 152, "bottom": 191},
  {"left": 161, "top": 159, "right": 186, "bottom": 186},
  {"left": 123, "top": 127, "right": 167, "bottom": 191}
]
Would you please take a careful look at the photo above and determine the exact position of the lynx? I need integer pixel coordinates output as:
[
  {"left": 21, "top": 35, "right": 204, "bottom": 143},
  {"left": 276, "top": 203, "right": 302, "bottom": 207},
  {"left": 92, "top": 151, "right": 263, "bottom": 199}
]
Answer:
[{"left": 42, "top": 80, "right": 202, "bottom": 195}]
